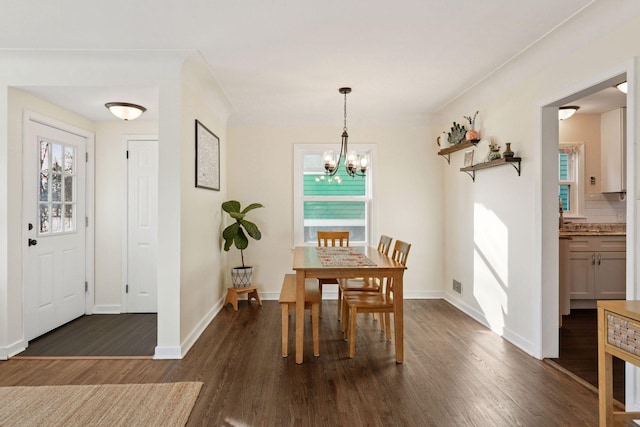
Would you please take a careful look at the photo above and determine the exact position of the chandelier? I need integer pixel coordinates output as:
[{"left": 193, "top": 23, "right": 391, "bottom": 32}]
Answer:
[{"left": 323, "top": 87, "right": 367, "bottom": 177}]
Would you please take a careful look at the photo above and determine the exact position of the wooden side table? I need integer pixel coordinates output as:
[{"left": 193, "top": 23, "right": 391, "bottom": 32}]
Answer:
[
  {"left": 224, "top": 286, "right": 262, "bottom": 311},
  {"left": 597, "top": 300, "right": 640, "bottom": 425}
]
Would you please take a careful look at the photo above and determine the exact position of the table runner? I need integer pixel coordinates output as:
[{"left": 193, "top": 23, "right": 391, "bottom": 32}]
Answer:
[{"left": 316, "top": 247, "right": 377, "bottom": 266}]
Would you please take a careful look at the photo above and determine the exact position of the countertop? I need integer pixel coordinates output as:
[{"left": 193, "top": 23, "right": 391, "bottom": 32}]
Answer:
[{"left": 559, "top": 222, "right": 626, "bottom": 237}]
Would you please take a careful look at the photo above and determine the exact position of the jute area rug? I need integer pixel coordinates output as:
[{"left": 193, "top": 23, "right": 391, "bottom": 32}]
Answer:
[{"left": 0, "top": 382, "right": 202, "bottom": 426}]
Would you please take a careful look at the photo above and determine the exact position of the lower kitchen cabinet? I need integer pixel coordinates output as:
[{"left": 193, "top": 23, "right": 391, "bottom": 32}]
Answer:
[{"left": 567, "top": 236, "right": 626, "bottom": 300}]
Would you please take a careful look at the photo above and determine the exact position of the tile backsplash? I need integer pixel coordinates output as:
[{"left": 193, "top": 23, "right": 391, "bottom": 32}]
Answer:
[{"left": 582, "top": 193, "right": 626, "bottom": 223}]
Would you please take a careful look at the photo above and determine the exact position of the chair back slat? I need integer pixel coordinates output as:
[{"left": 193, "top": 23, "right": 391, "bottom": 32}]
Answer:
[
  {"left": 378, "top": 235, "right": 393, "bottom": 256},
  {"left": 384, "top": 240, "right": 411, "bottom": 297},
  {"left": 317, "top": 231, "right": 350, "bottom": 247}
]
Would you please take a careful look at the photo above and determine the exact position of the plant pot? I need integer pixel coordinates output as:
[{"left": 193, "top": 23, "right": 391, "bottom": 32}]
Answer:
[{"left": 231, "top": 266, "right": 253, "bottom": 288}]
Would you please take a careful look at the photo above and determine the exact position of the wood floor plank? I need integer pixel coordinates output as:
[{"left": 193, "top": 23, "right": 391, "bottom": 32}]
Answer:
[{"left": 0, "top": 301, "right": 634, "bottom": 426}]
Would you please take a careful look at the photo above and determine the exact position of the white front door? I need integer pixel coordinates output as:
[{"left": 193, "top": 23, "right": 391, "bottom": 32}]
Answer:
[
  {"left": 126, "top": 138, "right": 158, "bottom": 312},
  {"left": 23, "top": 118, "right": 87, "bottom": 341}
]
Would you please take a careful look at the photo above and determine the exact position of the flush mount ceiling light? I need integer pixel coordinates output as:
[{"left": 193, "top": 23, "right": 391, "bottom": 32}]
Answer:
[
  {"left": 105, "top": 102, "right": 147, "bottom": 121},
  {"left": 615, "top": 81, "right": 628, "bottom": 94},
  {"left": 322, "top": 87, "right": 367, "bottom": 177},
  {"left": 558, "top": 106, "right": 580, "bottom": 120}
]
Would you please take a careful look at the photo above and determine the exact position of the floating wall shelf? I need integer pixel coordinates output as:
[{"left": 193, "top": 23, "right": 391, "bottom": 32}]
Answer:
[
  {"left": 437, "top": 140, "right": 479, "bottom": 164},
  {"left": 460, "top": 157, "right": 522, "bottom": 182}
]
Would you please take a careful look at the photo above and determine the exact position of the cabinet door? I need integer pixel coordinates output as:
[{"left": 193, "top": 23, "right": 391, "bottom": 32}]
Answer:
[
  {"left": 600, "top": 108, "right": 626, "bottom": 193},
  {"left": 595, "top": 251, "right": 626, "bottom": 299},
  {"left": 569, "top": 251, "right": 595, "bottom": 299}
]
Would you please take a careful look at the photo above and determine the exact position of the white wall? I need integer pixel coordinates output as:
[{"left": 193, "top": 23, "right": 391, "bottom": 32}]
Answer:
[
  {"left": 178, "top": 58, "right": 233, "bottom": 354},
  {"left": 227, "top": 124, "right": 444, "bottom": 300},
  {"left": 0, "top": 50, "right": 190, "bottom": 359},
  {"left": 438, "top": 1, "right": 640, "bottom": 361},
  {"left": 1, "top": 88, "right": 94, "bottom": 357}
]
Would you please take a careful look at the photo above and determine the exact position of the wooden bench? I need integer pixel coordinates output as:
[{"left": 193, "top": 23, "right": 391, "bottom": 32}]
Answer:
[
  {"left": 224, "top": 286, "right": 262, "bottom": 311},
  {"left": 279, "top": 274, "right": 320, "bottom": 358}
]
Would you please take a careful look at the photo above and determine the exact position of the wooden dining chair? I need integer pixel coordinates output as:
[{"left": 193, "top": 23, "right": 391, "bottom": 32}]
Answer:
[
  {"left": 342, "top": 239, "right": 411, "bottom": 359},
  {"left": 337, "top": 235, "right": 392, "bottom": 321},
  {"left": 317, "top": 231, "right": 350, "bottom": 316}
]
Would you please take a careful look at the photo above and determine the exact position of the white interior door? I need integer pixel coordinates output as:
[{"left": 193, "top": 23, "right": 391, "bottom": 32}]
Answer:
[
  {"left": 126, "top": 138, "right": 158, "bottom": 312},
  {"left": 23, "top": 118, "right": 87, "bottom": 341}
]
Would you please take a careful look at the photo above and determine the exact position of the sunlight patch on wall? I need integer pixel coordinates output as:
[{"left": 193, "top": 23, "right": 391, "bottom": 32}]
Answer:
[{"left": 473, "top": 203, "right": 509, "bottom": 334}]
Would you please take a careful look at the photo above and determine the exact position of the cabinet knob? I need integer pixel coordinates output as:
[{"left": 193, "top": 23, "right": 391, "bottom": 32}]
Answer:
[
  {"left": 597, "top": 253, "right": 601, "bottom": 265},
  {"left": 592, "top": 254, "right": 596, "bottom": 265}
]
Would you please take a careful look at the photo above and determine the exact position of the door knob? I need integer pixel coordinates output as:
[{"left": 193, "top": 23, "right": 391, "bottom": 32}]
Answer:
[{"left": 28, "top": 238, "right": 37, "bottom": 247}]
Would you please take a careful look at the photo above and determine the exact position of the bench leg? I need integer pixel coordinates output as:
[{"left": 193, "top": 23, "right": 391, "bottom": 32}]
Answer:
[
  {"left": 281, "top": 303, "right": 289, "bottom": 357},
  {"left": 349, "top": 306, "right": 357, "bottom": 358}
]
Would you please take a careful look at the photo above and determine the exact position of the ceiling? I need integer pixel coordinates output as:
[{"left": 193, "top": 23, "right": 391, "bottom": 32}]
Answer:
[{"left": 1, "top": 0, "right": 613, "bottom": 124}]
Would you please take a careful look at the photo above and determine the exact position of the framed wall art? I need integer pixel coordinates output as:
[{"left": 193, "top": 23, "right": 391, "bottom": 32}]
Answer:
[
  {"left": 463, "top": 149, "right": 474, "bottom": 167},
  {"left": 195, "top": 119, "right": 220, "bottom": 191}
]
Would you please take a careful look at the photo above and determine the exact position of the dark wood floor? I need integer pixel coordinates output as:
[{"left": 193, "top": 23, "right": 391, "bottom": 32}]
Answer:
[
  {"left": 16, "top": 313, "right": 156, "bottom": 357},
  {"left": 551, "top": 308, "right": 625, "bottom": 402},
  {"left": 1, "top": 300, "right": 633, "bottom": 426}
]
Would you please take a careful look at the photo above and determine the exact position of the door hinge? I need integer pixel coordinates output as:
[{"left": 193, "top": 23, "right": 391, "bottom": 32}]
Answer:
[
  {"left": 126, "top": 284, "right": 129, "bottom": 293},
  {"left": 85, "top": 281, "right": 88, "bottom": 292},
  {"left": 85, "top": 216, "right": 89, "bottom": 227},
  {"left": 85, "top": 152, "right": 88, "bottom": 162},
  {"left": 126, "top": 150, "right": 129, "bottom": 159}
]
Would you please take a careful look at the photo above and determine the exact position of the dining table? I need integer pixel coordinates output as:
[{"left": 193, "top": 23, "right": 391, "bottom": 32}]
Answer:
[{"left": 291, "top": 245, "right": 407, "bottom": 364}]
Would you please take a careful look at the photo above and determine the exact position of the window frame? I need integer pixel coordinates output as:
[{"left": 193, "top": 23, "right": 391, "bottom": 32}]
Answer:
[
  {"left": 293, "top": 143, "right": 376, "bottom": 246},
  {"left": 558, "top": 142, "right": 585, "bottom": 217}
]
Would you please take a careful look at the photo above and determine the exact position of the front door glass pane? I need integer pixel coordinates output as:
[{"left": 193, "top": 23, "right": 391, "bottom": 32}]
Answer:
[{"left": 38, "top": 140, "right": 76, "bottom": 235}]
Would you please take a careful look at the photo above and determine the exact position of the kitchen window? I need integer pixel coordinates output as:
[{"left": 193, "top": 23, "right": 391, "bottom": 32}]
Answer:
[
  {"left": 293, "top": 144, "right": 375, "bottom": 246},
  {"left": 558, "top": 143, "right": 584, "bottom": 216}
]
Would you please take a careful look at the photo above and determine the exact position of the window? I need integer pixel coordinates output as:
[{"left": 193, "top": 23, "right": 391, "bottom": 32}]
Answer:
[
  {"left": 39, "top": 139, "right": 76, "bottom": 234},
  {"left": 294, "top": 144, "right": 375, "bottom": 246},
  {"left": 558, "top": 143, "right": 584, "bottom": 216}
]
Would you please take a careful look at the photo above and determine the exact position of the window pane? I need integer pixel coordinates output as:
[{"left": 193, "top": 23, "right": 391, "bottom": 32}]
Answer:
[
  {"left": 39, "top": 204, "right": 49, "bottom": 233},
  {"left": 51, "top": 203, "right": 63, "bottom": 232},
  {"left": 559, "top": 185, "right": 570, "bottom": 211},
  {"left": 558, "top": 153, "right": 569, "bottom": 180},
  {"left": 51, "top": 173, "right": 62, "bottom": 201},
  {"left": 64, "top": 204, "right": 74, "bottom": 232},
  {"left": 52, "top": 143, "right": 63, "bottom": 173},
  {"left": 64, "top": 175, "right": 74, "bottom": 202},
  {"left": 303, "top": 154, "right": 365, "bottom": 196},
  {"left": 64, "top": 146, "right": 74, "bottom": 174},
  {"left": 303, "top": 201, "right": 366, "bottom": 243},
  {"left": 39, "top": 173, "right": 49, "bottom": 202}
]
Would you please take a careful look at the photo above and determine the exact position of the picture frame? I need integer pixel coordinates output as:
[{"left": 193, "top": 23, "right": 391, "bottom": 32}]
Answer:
[
  {"left": 195, "top": 119, "right": 220, "bottom": 191},
  {"left": 464, "top": 149, "right": 474, "bottom": 167}
]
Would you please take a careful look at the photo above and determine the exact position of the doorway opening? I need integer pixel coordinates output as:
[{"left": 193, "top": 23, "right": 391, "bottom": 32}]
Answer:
[{"left": 540, "top": 69, "right": 632, "bottom": 403}]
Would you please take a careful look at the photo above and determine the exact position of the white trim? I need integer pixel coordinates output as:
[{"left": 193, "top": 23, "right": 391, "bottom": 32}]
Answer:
[
  {"left": 293, "top": 143, "right": 377, "bottom": 247},
  {"left": 0, "top": 339, "right": 27, "bottom": 360},
  {"left": 92, "top": 305, "right": 122, "bottom": 314},
  {"left": 153, "top": 346, "right": 182, "bottom": 360},
  {"left": 536, "top": 58, "right": 636, "bottom": 406}
]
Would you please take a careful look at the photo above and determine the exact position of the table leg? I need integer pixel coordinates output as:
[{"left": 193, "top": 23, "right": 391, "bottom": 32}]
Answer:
[
  {"left": 295, "top": 271, "right": 306, "bottom": 364},
  {"left": 597, "top": 307, "right": 613, "bottom": 426},
  {"left": 394, "top": 271, "right": 404, "bottom": 363}
]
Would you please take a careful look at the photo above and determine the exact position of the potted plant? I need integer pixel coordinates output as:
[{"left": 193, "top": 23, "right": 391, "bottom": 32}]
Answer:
[{"left": 222, "top": 200, "right": 264, "bottom": 288}]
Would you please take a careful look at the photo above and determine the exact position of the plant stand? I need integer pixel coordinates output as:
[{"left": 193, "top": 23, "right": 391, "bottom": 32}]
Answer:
[{"left": 224, "top": 286, "right": 262, "bottom": 311}]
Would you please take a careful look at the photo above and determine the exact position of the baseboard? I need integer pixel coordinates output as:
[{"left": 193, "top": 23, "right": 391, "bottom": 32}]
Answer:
[
  {"left": 92, "top": 305, "right": 122, "bottom": 314},
  {"left": 153, "top": 346, "right": 182, "bottom": 360},
  {"left": 177, "top": 299, "right": 224, "bottom": 359},
  {"left": 444, "top": 292, "right": 537, "bottom": 358},
  {"left": 1, "top": 339, "right": 27, "bottom": 360}
]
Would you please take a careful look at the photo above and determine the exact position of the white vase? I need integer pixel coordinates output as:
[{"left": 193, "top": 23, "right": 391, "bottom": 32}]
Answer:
[{"left": 231, "top": 266, "right": 253, "bottom": 288}]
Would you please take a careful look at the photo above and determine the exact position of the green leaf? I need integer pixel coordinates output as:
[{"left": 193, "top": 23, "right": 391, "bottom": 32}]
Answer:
[
  {"left": 233, "top": 228, "right": 249, "bottom": 250},
  {"left": 222, "top": 200, "right": 241, "bottom": 214},
  {"left": 229, "top": 211, "right": 245, "bottom": 221},
  {"left": 241, "top": 203, "right": 264, "bottom": 215},
  {"left": 240, "top": 219, "right": 262, "bottom": 240},
  {"left": 222, "top": 223, "right": 239, "bottom": 251}
]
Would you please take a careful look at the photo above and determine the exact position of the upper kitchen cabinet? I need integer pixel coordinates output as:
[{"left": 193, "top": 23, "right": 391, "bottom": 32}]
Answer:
[{"left": 600, "top": 107, "right": 626, "bottom": 193}]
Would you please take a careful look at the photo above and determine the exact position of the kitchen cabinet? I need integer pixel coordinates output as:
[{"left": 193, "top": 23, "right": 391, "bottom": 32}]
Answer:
[
  {"left": 601, "top": 108, "right": 626, "bottom": 193},
  {"left": 568, "top": 236, "right": 625, "bottom": 300}
]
